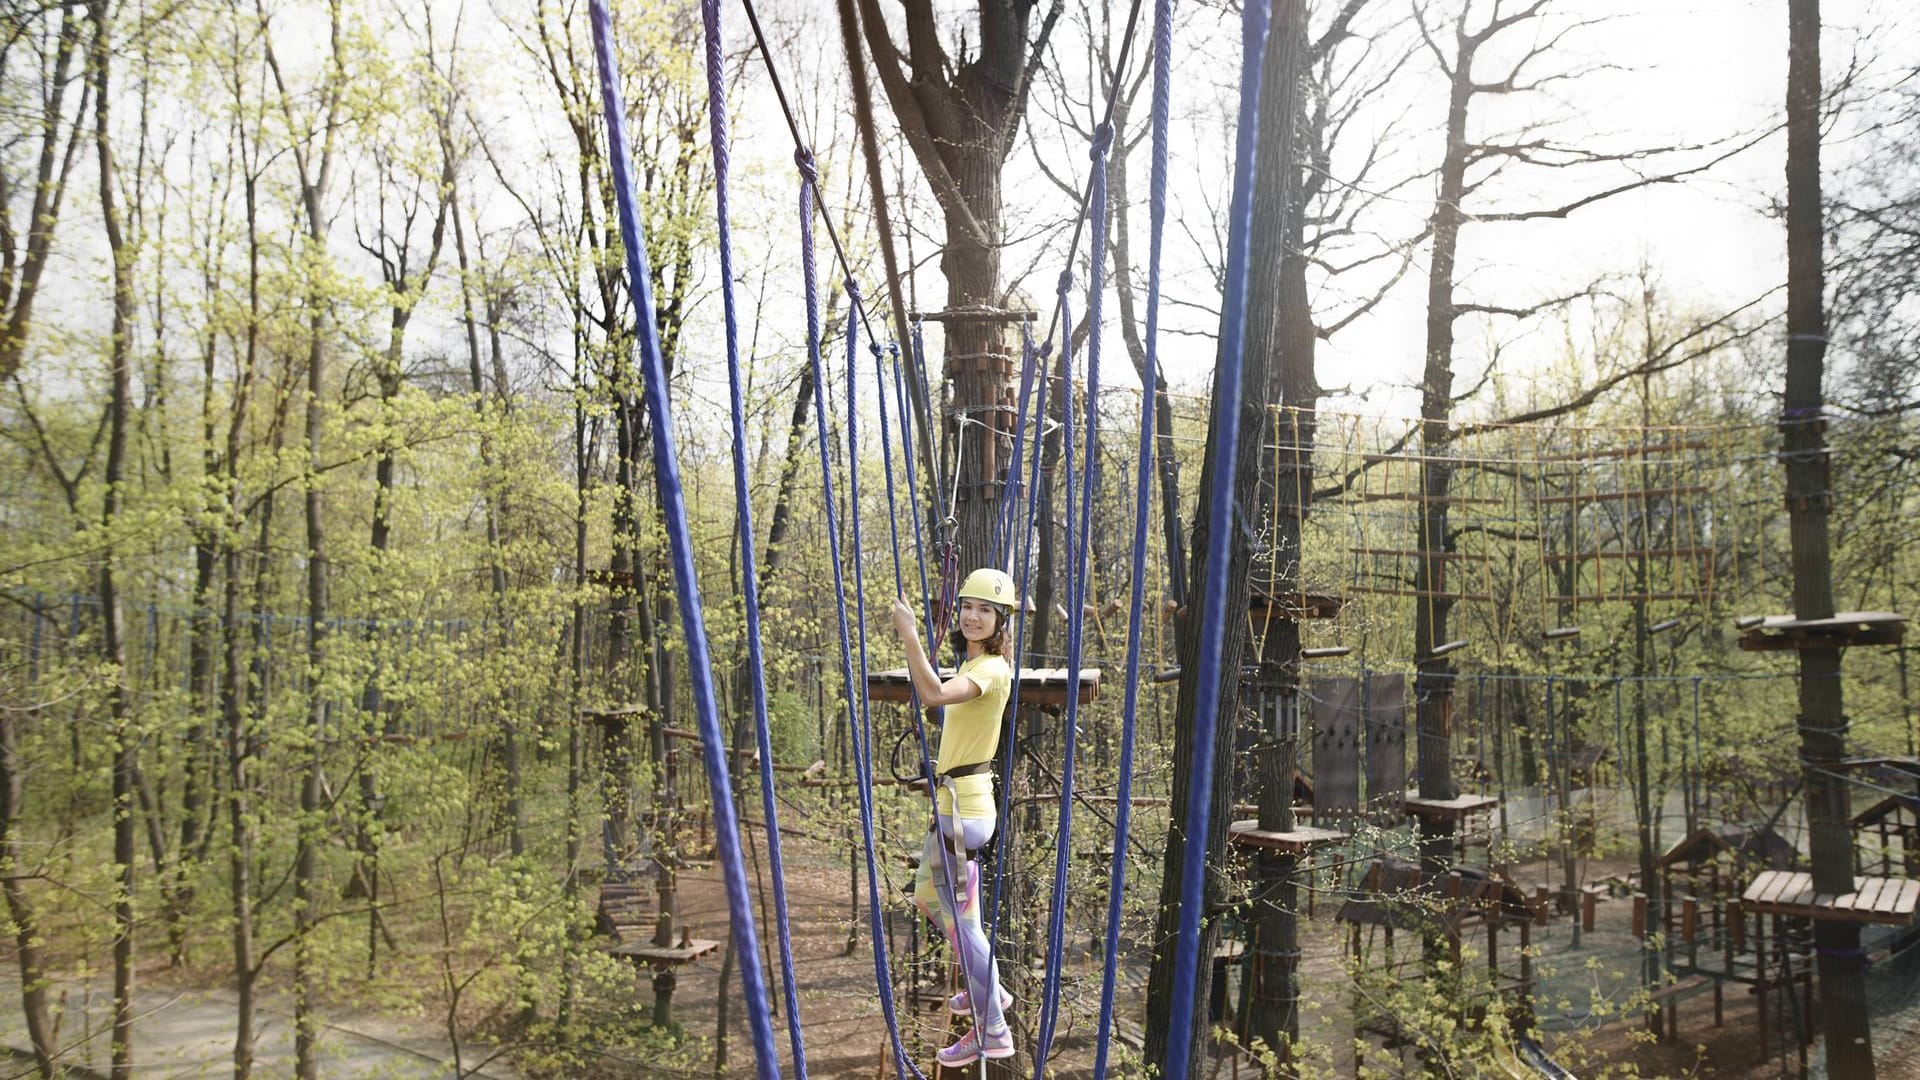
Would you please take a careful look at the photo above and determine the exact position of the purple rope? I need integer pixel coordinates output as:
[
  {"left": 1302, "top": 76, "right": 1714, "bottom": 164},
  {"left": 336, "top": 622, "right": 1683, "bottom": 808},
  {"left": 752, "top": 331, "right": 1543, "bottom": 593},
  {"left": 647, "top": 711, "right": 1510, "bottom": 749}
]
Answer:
[
  {"left": 698, "top": 0, "right": 804, "bottom": 1072},
  {"left": 1164, "top": 0, "right": 1271, "bottom": 1076},
  {"left": 1030, "top": 273, "right": 1080, "bottom": 1072},
  {"left": 1035, "top": 113, "right": 1117, "bottom": 1071},
  {"left": 993, "top": 334, "right": 1042, "bottom": 568},
  {"left": 1094, "top": 0, "right": 1170, "bottom": 1058},
  {"left": 987, "top": 328, "right": 1049, "bottom": 952},
  {"left": 794, "top": 151, "right": 924, "bottom": 1080},
  {"left": 587, "top": 5, "right": 777, "bottom": 1078}
]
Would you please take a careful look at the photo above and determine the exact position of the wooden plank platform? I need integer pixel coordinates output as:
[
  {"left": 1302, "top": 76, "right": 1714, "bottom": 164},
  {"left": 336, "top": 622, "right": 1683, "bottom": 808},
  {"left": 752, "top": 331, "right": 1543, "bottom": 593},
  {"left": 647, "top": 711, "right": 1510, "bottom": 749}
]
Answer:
[
  {"left": 866, "top": 667, "right": 1099, "bottom": 706},
  {"left": 1736, "top": 611, "right": 1907, "bottom": 652},
  {"left": 609, "top": 937, "right": 722, "bottom": 965},
  {"left": 1227, "top": 820, "right": 1350, "bottom": 854},
  {"left": 1403, "top": 794, "right": 1500, "bottom": 820},
  {"left": 1741, "top": 871, "right": 1920, "bottom": 924}
]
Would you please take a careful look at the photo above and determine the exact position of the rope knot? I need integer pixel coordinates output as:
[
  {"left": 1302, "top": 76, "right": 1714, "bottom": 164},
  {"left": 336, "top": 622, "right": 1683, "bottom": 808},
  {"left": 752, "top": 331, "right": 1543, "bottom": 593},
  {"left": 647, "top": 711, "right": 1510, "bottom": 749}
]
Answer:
[
  {"left": 1090, "top": 121, "right": 1115, "bottom": 159},
  {"left": 793, "top": 147, "right": 818, "bottom": 185},
  {"left": 887, "top": 342, "right": 900, "bottom": 359},
  {"left": 844, "top": 279, "right": 863, "bottom": 305},
  {"left": 1038, "top": 341, "right": 1055, "bottom": 360},
  {"left": 1057, "top": 269, "right": 1074, "bottom": 294}
]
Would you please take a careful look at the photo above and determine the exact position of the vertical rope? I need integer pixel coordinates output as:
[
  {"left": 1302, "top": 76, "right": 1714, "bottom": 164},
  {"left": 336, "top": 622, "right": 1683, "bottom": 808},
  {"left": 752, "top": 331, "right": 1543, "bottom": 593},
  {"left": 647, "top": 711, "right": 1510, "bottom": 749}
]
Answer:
[
  {"left": 1031, "top": 268, "right": 1081, "bottom": 1071},
  {"left": 988, "top": 330, "right": 1050, "bottom": 953},
  {"left": 587, "top": 6, "right": 778, "bottom": 1077},
  {"left": 994, "top": 336, "right": 1042, "bottom": 569},
  {"left": 794, "top": 149, "right": 925, "bottom": 1080},
  {"left": 1094, "top": 0, "right": 1170, "bottom": 1057},
  {"left": 698, "top": 0, "right": 805, "bottom": 1070},
  {"left": 1164, "top": 0, "right": 1273, "bottom": 1075}
]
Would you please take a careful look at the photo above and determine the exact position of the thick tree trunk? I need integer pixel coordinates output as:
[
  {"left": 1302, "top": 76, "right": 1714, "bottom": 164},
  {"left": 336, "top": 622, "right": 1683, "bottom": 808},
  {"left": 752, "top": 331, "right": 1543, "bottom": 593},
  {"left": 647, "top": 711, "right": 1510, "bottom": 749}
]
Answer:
[
  {"left": 1245, "top": 6, "right": 1312, "bottom": 1061},
  {"left": 1783, "top": 1, "right": 1873, "bottom": 1074},
  {"left": 1142, "top": 4, "right": 1298, "bottom": 1047},
  {"left": 1412, "top": 15, "right": 1476, "bottom": 910},
  {"left": 940, "top": 147, "right": 1011, "bottom": 570}
]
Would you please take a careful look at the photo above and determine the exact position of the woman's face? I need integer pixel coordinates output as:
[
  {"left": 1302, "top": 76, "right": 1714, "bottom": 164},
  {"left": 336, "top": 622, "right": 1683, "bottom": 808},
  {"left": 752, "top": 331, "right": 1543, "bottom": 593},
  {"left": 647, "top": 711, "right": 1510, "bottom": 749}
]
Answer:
[{"left": 956, "top": 597, "right": 1003, "bottom": 645}]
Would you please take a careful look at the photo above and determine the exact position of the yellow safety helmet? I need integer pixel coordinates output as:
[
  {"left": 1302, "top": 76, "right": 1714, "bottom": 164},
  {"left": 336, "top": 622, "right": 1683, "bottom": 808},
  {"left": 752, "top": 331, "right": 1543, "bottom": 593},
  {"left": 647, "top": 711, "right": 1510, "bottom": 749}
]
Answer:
[{"left": 956, "top": 567, "right": 1016, "bottom": 608}]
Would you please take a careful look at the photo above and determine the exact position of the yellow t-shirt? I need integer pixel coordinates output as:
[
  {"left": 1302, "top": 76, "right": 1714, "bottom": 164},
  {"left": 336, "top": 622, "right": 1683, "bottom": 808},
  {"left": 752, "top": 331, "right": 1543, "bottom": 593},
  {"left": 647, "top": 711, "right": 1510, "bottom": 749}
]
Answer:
[{"left": 934, "top": 652, "right": 1012, "bottom": 818}]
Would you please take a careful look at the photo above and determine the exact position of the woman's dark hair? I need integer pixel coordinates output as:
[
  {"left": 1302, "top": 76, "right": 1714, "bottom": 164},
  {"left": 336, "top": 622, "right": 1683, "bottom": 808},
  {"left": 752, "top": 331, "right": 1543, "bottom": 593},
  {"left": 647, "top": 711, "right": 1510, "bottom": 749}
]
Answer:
[{"left": 950, "top": 601, "right": 1013, "bottom": 661}]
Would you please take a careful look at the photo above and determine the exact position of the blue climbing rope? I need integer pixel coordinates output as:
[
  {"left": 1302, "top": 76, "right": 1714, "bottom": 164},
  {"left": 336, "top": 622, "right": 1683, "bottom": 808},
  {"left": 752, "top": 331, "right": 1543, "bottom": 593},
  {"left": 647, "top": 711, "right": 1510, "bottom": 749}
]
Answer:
[
  {"left": 587, "top": 5, "right": 779, "bottom": 1079},
  {"left": 1031, "top": 270, "right": 1085, "bottom": 1073},
  {"left": 1093, "top": 2, "right": 1174, "bottom": 1071},
  {"left": 993, "top": 332, "right": 1042, "bottom": 570},
  {"left": 697, "top": 0, "right": 805, "bottom": 1072},
  {"left": 1163, "top": 1, "right": 1273, "bottom": 1078},
  {"left": 986, "top": 326, "right": 1048, "bottom": 960},
  {"left": 1036, "top": 106, "right": 1121, "bottom": 1066},
  {"left": 794, "top": 149, "right": 925, "bottom": 1080}
]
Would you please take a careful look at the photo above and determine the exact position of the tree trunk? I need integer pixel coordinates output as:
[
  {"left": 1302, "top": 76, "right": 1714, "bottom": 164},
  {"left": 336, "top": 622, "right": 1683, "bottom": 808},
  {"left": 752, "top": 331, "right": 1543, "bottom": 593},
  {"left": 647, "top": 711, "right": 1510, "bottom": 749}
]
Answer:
[
  {"left": 1244, "top": 5, "right": 1312, "bottom": 1062},
  {"left": 1142, "top": 2, "right": 1294, "bottom": 1051},
  {"left": 939, "top": 146, "right": 1011, "bottom": 568},
  {"left": 1411, "top": 9, "right": 1477, "bottom": 916},
  {"left": 87, "top": 3, "right": 137, "bottom": 1071},
  {"left": 1784, "top": 1, "right": 1873, "bottom": 1073}
]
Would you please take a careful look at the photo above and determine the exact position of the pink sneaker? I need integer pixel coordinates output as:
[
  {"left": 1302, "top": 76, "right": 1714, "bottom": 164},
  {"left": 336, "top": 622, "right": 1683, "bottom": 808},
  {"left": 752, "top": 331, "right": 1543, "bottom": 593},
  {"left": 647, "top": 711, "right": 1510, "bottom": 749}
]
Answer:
[
  {"left": 936, "top": 1024, "right": 1014, "bottom": 1066},
  {"left": 946, "top": 985, "right": 1013, "bottom": 1017}
]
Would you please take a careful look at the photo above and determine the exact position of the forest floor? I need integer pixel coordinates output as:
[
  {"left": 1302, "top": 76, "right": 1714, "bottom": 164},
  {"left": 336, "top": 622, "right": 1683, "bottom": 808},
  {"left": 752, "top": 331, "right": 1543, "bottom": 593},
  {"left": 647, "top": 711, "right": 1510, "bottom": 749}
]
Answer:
[
  {"left": 0, "top": 976, "right": 520, "bottom": 1078},
  {"left": 6, "top": 822, "right": 1917, "bottom": 1077},
  {"left": 657, "top": 831, "right": 1920, "bottom": 1080}
]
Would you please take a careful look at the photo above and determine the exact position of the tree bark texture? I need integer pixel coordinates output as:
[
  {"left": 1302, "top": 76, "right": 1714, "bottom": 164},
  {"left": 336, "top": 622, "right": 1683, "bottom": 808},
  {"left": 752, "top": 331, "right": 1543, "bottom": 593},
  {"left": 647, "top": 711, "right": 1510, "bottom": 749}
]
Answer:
[
  {"left": 1412, "top": 6, "right": 1480, "bottom": 892},
  {"left": 1143, "top": 9, "right": 1298, "bottom": 1068},
  {"left": 87, "top": 2, "right": 137, "bottom": 1071},
  {"left": 1784, "top": 0, "right": 1873, "bottom": 1074},
  {"left": 1243, "top": 5, "right": 1313, "bottom": 1062},
  {"left": 854, "top": 0, "right": 1055, "bottom": 571}
]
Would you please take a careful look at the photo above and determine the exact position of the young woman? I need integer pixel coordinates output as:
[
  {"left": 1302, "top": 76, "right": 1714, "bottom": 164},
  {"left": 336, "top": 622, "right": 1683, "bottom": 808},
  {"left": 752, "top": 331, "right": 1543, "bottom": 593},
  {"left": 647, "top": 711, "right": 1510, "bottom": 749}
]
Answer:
[{"left": 888, "top": 567, "right": 1017, "bottom": 1066}]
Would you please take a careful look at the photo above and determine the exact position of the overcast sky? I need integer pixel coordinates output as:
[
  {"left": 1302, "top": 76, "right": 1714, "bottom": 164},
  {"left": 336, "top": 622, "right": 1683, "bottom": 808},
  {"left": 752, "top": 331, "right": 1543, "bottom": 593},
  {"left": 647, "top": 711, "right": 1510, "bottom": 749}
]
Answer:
[{"left": 847, "top": 0, "right": 1911, "bottom": 418}]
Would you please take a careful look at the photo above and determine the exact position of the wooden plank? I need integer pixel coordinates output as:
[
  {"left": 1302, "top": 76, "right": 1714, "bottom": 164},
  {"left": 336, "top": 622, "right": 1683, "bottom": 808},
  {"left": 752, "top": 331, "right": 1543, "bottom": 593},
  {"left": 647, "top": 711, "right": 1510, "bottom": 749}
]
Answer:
[
  {"left": 1347, "top": 586, "right": 1496, "bottom": 603},
  {"left": 1533, "top": 438, "right": 1714, "bottom": 463},
  {"left": 1737, "top": 611, "right": 1909, "bottom": 653},
  {"left": 1769, "top": 872, "right": 1806, "bottom": 906},
  {"left": 1537, "top": 485, "right": 1708, "bottom": 506},
  {"left": 1743, "top": 873, "right": 1919, "bottom": 924},
  {"left": 1227, "top": 820, "right": 1350, "bottom": 853},
  {"left": 1543, "top": 592, "right": 1702, "bottom": 604},
  {"left": 866, "top": 667, "right": 1099, "bottom": 705},
  {"left": 609, "top": 937, "right": 722, "bottom": 965},
  {"left": 1744, "top": 871, "right": 1789, "bottom": 906},
  {"left": 1541, "top": 546, "right": 1714, "bottom": 564},
  {"left": 1350, "top": 548, "right": 1493, "bottom": 562},
  {"left": 1358, "top": 492, "right": 1503, "bottom": 506}
]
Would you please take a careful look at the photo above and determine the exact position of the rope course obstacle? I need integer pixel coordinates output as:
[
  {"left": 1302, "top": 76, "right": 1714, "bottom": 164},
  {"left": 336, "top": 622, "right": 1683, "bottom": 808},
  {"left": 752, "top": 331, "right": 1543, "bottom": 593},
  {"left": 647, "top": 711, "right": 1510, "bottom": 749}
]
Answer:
[{"left": 572, "top": 0, "right": 1920, "bottom": 1068}]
